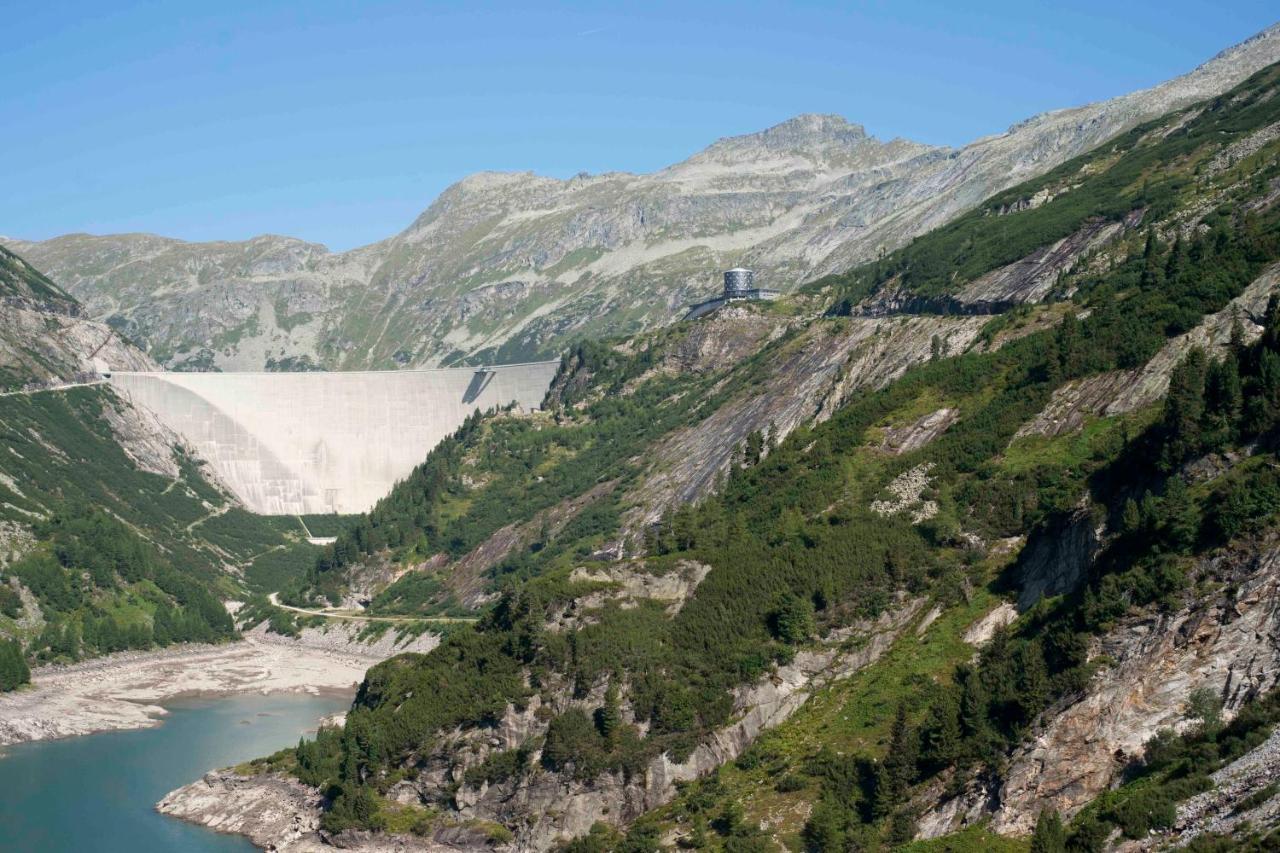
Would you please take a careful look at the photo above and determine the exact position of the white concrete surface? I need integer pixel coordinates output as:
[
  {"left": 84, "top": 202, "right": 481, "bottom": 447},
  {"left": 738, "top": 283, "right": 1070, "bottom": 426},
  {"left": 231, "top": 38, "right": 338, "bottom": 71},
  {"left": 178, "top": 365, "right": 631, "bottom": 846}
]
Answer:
[{"left": 108, "top": 362, "right": 560, "bottom": 514}]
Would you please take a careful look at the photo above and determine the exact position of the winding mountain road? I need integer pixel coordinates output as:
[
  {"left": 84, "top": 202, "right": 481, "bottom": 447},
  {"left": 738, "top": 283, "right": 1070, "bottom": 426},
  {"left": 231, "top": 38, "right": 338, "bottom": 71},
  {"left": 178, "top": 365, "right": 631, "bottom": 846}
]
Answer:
[{"left": 266, "top": 593, "right": 477, "bottom": 624}]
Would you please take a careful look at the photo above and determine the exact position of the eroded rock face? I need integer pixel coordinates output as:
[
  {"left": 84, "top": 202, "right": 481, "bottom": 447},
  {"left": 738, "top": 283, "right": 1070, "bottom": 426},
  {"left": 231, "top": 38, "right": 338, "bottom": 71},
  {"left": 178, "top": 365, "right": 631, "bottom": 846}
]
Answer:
[
  {"left": 0, "top": 304, "right": 157, "bottom": 390},
  {"left": 919, "top": 534, "right": 1280, "bottom": 839},
  {"left": 628, "top": 315, "right": 986, "bottom": 529},
  {"left": 98, "top": 390, "right": 186, "bottom": 479},
  {"left": 996, "top": 537, "right": 1280, "bottom": 835},
  {"left": 1015, "top": 503, "right": 1105, "bottom": 611}
]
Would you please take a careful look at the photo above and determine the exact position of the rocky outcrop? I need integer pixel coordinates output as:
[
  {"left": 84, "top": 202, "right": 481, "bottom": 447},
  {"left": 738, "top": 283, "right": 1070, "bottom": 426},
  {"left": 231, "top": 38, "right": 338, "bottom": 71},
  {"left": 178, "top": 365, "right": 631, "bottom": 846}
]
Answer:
[
  {"left": 447, "top": 598, "right": 925, "bottom": 851},
  {"left": 1014, "top": 503, "right": 1105, "bottom": 611},
  {"left": 878, "top": 407, "right": 959, "bottom": 455},
  {"left": 628, "top": 315, "right": 986, "bottom": 528},
  {"left": 160, "top": 769, "right": 492, "bottom": 852},
  {"left": 962, "top": 602, "right": 1019, "bottom": 647},
  {"left": 1015, "top": 263, "right": 1279, "bottom": 440},
  {"left": 557, "top": 560, "right": 712, "bottom": 626},
  {"left": 9, "top": 24, "right": 1279, "bottom": 371},
  {"left": 98, "top": 389, "right": 187, "bottom": 479},
  {"left": 919, "top": 533, "right": 1280, "bottom": 839},
  {"left": 663, "top": 305, "right": 792, "bottom": 376},
  {"left": 953, "top": 214, "right": 1140, "bottom": 308},
  {"left": 159, "top": 770, "right": 333, "bottom": 852},
  {"left": 0, "top": 302, "right": 157, "bottom": 391}
]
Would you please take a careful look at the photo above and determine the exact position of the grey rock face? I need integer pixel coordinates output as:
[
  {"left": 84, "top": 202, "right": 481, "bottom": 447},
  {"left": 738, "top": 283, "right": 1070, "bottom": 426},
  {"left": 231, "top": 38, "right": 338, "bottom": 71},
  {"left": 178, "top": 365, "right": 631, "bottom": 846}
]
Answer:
[
  {"left": 8, "top": 25, "right": 1279, "bottom": 371},
  {"left": 1015, "top": 502, "right": 1106, "bottom": 612},
  {"left": 919, "top": 532, "right": 1280, "bottom": 839},
  {"left": 1015, "top": 262, "right": 1279, "bottom": 441}
]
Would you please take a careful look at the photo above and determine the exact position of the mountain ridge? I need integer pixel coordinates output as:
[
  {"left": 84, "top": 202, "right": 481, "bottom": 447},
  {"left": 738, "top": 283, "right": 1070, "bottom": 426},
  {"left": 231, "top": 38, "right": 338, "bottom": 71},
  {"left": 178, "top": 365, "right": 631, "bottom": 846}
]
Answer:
[{"left": 7, "top": 24, "right": 1280, "bottom": 374}]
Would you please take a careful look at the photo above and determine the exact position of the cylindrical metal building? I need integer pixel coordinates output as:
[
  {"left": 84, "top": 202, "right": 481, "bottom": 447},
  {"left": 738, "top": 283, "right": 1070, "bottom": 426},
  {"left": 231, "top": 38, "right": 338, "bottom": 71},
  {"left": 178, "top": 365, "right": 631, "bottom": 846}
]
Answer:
[{"left": 724, "top": 268, "right": 754, "bottom": 297}]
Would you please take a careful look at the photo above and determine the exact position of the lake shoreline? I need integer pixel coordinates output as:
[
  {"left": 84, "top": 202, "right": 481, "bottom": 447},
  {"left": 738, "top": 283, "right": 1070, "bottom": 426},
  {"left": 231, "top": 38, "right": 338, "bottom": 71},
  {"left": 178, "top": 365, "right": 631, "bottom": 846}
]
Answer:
[
  {"left": 0, "top": 691, "right": 354, "bottom": 852},
  {"left": 0, "top": 629, "right": 385, "bottom": 749}
]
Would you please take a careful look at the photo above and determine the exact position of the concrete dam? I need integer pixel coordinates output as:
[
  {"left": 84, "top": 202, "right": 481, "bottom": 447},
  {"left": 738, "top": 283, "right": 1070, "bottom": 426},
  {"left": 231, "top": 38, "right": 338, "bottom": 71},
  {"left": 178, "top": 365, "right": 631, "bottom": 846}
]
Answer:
[{"left": 108, "top": 362, "right": 560, "bottom": 515}]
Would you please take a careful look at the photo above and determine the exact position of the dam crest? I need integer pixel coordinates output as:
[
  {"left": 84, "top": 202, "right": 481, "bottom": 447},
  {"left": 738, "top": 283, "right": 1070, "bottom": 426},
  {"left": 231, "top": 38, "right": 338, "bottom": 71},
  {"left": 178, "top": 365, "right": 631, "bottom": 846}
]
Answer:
[{"left": 108, "top": 362, "right": 560, "bottom": 515}]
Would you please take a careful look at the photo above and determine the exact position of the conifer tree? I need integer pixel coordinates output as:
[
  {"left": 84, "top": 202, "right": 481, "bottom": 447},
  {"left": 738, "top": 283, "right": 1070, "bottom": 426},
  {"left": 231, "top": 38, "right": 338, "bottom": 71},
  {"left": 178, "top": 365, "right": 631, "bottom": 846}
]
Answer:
[
  {"left": 1029, "top": 809, "right": 1067, "bottom": 853},
  {"left": 1160, "top": 348, "right": 1208, "bottom": 470},
  {"left": 0, "top": 638, "right": 30, "bottom": 691},
  {"left": 920, "top": 690, "right": 961, "bottom": 771}
]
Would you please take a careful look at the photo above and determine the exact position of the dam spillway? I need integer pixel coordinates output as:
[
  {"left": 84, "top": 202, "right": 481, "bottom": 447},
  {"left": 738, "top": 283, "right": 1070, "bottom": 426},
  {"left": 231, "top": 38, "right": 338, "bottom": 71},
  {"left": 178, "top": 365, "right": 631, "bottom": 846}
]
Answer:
[{"left": 107, "top": 362, "right": 560, "bottom": 515}]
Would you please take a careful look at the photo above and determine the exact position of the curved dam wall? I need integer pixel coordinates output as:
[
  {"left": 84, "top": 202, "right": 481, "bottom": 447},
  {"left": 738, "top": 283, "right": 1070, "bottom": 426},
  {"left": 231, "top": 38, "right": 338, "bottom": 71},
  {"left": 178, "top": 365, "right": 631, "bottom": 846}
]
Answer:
[{"left": 107, "top": 362, "right": 560, "bottom": 515}]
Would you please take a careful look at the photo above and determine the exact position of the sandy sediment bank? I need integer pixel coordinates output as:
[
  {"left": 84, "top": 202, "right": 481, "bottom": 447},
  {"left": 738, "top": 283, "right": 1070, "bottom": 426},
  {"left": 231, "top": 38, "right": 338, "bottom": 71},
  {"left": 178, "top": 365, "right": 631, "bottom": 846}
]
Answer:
[{"left": 0, "top": 625, "right": 434, "bottom": 748}]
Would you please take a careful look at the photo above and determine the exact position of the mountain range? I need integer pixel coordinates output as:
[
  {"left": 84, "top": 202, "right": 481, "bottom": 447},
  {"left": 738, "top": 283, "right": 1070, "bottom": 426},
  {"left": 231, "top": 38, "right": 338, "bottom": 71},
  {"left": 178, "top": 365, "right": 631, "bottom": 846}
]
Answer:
[{"left": 6, "top": 23, "right": 1280, "bottom": 372}]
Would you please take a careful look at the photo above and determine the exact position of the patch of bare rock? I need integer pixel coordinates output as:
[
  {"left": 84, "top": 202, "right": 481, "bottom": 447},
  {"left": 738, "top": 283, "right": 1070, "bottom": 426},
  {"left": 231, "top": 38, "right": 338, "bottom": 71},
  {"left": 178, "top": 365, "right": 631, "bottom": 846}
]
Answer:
[
  {"left": 916, "top": 534, "right": 1280, "bottom": 840},
  {"left": 878, "top": 407, "right": 959, "bottom": 455}
]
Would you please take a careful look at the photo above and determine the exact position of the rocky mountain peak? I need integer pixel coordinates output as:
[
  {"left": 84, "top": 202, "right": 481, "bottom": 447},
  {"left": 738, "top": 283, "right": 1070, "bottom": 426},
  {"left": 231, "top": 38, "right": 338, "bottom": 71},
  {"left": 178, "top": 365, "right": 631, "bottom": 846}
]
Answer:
[
  {"left": 679, "top": 112, "right": 906, "bottom": 171},
  {"left": 7, "top": 25, "right": 1280, "bottom": 373}
]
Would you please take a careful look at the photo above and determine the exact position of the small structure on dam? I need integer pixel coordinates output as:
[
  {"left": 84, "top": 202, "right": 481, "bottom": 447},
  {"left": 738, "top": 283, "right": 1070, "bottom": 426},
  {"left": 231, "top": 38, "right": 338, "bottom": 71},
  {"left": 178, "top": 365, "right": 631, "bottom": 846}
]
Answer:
[{"left": 108, "top": 362, "right": 560, "bottom": 515}]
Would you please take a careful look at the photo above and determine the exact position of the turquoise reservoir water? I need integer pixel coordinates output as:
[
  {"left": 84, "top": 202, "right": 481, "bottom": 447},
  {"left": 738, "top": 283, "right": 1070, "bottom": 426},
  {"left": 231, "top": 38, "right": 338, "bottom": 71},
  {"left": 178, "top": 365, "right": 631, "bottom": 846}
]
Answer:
[{"left": 0, "top": 692, "right": 351, "bottom": 852}]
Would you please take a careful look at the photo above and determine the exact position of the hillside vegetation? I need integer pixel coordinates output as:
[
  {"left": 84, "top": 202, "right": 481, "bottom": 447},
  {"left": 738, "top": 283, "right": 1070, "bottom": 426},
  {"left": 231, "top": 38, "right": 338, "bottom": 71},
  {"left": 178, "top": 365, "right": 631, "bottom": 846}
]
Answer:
[{"left": 236, "top": 60, "right": 1280, "bottom": 852}]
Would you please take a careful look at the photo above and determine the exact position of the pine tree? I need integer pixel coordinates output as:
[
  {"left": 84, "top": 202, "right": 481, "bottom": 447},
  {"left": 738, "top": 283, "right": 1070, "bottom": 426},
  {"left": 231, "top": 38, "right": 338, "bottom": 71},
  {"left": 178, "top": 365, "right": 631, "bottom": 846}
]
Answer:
[
  {"left": 1016, "top": 640, "right": 1050, "bottom": 723},
  {"left": 1121, "top": 498, "right": 1142, "bottom": 536},
  {"left": 878, "top": 704, "right": 919, "bottom": 816},
  {"left": 594, "top": 684, "right": 622, "bottom": 745},
  {"left": 1029, "top": 809, "right": 1067, "bottom": 853},
  {"left": 1160, "top": 348, "right": 1208, "bottom": 470},
  {"left": 0, "top": 639, "right": 30, "bottom": 691},
  {"left": 1140, "top": 229, "right": 1163, "bottom": 289},
  {"left": 1202, "top": 354, "right": 1242, "bottom": 449},
  {"left": 771, "top": 593, "right": 815, "bottom": 644},
  {"left": 1056, "top": 312, "right": 1083, "bottom": 377},
  {"left": 957, "top": 664, "right": 989, "bottom": 739},
  {"left": 920, "top": 690, "right": 961, "bottom": 771}
]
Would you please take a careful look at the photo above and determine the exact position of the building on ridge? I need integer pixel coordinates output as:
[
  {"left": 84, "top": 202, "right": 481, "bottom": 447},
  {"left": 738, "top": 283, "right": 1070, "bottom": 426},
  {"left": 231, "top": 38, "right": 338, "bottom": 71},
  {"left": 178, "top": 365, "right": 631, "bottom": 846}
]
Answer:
[{"left": 686, "top": 268, "right": 780, "bottom": 319}]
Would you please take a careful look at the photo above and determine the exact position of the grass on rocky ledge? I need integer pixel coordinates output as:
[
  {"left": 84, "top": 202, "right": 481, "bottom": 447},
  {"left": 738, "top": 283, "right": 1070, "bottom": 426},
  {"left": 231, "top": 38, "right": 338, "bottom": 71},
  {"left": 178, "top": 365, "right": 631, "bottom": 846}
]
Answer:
[{"left": 651, "top": 563, "right": 1015, "bottom": 851}]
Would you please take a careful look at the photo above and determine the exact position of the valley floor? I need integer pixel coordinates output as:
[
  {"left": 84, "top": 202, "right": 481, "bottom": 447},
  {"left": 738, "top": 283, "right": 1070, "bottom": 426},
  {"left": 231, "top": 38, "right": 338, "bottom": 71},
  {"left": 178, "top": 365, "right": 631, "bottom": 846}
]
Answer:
[{"left": 0, "top": 629, "right": 395, "bottom": 748}]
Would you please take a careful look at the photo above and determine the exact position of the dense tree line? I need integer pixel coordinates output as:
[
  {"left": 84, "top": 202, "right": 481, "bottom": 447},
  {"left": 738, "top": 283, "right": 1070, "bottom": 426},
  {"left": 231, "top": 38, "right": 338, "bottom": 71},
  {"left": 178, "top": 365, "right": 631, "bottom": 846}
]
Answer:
[{"left": 2, "top": 506, "right": 236, "bottom": 668}]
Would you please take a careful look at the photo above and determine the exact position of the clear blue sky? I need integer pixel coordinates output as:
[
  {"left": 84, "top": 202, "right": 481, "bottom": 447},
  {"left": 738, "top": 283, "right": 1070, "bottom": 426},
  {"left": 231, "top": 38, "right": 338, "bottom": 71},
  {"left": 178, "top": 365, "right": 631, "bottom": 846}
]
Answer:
[{"left": 2, "top": 1, "right": 1276, "bottom": 251}]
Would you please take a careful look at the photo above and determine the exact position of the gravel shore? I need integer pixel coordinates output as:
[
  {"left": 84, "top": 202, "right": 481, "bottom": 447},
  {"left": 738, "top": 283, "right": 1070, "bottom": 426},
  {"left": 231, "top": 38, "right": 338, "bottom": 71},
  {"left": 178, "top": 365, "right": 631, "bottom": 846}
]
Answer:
[{"left": 0, "top": 626, "right": 428, "bottom": 748}]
